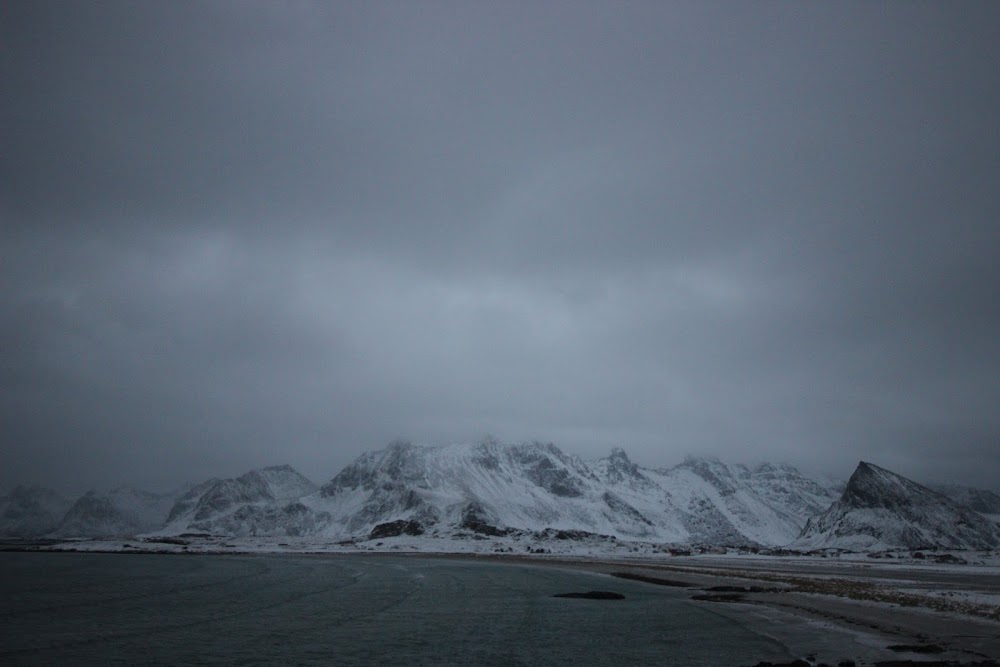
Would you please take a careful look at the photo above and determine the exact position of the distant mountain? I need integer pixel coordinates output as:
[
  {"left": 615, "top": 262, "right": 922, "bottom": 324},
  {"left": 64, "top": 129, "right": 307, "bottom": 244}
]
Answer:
[
  {"left": 0, "top": 485, "right": 72, "bottom": 537},
  {"left": 160, "top": 465, "right": 318, "bottom": 535},
  {"left": 52, "top": 486, "right": 182, "bottom": 538},
  {"left": 793, "top": 462, "right": 1000, "bottom": 551}
]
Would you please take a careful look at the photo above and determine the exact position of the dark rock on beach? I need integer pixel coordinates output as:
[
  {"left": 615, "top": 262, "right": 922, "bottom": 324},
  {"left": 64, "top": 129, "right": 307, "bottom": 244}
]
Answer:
[
  {"left": 610, "top": 572, "right": 692, "bottom": 587},
  {"left": 552, "top": 591, "right": 625, "bottom": 600},
  {"left": 690, "top": 593, "right": 746, "bottom": 602}
]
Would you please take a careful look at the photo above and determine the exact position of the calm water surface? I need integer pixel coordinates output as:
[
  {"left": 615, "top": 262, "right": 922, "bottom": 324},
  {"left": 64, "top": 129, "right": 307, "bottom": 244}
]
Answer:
[{"left": 0, "top": 552, "right": 793, "bottom": 665}]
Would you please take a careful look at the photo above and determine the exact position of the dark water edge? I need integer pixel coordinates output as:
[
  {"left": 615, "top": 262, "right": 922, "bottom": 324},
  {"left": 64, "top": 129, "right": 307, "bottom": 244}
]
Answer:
[{"left": 0, "top": 551, "right": 796, "bottom": 665}]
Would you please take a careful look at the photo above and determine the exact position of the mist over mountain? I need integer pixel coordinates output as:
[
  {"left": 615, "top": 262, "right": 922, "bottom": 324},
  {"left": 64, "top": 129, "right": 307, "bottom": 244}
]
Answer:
[
  {"left": 51, "top": 487, "right": 180, "bottom": 538},
  {"left": 160, "top": 465, "right": 319, "bottom": 536},
  {"left": 0, "top": 486, "right": 72, "bottom": 537}
]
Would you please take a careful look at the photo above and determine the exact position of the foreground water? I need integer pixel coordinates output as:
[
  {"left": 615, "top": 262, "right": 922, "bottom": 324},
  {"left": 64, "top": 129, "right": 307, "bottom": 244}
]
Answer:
[{"left": 0, "top": 552, "right": 794, "bottom": 665}]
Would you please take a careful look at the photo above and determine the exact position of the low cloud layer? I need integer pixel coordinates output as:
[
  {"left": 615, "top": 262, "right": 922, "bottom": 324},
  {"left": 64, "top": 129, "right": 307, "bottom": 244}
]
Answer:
[{"left": 3, "top": 2, "right": 999, "bottom": 493}]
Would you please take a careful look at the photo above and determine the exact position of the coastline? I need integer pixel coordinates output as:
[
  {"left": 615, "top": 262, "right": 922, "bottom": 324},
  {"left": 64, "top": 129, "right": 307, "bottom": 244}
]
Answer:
[{"left": 8, "top": 539, "right": 1000, "bottom": 665}]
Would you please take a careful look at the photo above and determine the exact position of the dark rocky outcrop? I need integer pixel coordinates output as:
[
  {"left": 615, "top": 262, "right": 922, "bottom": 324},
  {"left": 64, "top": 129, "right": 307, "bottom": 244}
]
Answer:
[
  {"left": 459, "top": 502, "right": 510, "bottom": 536},
  {"left": 369, "top": 519, "right": 424, "bottom": 539}
]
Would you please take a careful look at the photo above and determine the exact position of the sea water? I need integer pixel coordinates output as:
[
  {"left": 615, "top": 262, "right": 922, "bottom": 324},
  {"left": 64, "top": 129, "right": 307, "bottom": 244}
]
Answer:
[{"left": 0, "top": 552, "right": 793, "bottom": 665}]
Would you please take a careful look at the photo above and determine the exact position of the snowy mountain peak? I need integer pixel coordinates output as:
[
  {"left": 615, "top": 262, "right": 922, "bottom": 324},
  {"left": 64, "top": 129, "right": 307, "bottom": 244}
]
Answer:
[
  {"left": 594, "top": 447, "right": 648, "bottom": 487},
  {"left": 608, "top": 447, "right": 630, "bottom": 463}
]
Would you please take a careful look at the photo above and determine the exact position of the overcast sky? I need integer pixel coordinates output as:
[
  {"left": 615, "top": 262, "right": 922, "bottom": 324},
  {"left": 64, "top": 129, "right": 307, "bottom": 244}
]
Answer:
[{"left": 2, "top": 1, "right": 999, "bottom": 495}]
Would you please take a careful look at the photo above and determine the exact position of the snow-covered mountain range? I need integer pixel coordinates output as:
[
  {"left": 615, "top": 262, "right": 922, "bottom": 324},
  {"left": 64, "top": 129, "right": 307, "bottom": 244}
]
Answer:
[
  {"left": 793, "top": 462, "right": 1000, "bottom": 551},
  {"left": 160, "top": 440, "right": 843, "bottom": 545},
  {"left": 5, "top": 442, "right": 999, "bottom": 552}
]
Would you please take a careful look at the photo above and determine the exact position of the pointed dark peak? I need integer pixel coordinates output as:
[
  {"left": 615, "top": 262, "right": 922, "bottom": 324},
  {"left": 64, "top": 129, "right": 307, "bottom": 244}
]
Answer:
[
  {"left": 848, "top": 460, "right": 902, "bottom": 484},
  {"left": 840, "top": 460, "right": 951, "bottom": 511},
  {"left": 845, "top": 461, "right": 876, "bottom": 486}
]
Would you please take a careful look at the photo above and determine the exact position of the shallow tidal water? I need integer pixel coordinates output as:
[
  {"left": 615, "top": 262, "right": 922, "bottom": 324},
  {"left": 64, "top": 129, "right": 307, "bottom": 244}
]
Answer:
[{"left": 0, "top": 552, "right": 794, "bottom": 665}]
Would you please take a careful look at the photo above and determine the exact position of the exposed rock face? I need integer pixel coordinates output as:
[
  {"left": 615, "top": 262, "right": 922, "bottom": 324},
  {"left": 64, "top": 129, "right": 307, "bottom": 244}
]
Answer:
[
  {"left": 369, "top": 519, "right": 424, "bottom": 539},
  {"left": 0, "top": 486, "right": 71, "bottom": 537},
  {"left": 793, "top": 462, "right": 1000, "bottom": 550},
  {"left": 593, "top": 447, "right": 652, "bottom": 490}
]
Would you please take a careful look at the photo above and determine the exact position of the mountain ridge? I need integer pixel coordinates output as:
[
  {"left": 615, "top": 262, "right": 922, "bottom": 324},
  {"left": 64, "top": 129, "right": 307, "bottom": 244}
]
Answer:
[{"left": 8, "top": 444, "right": 999, "bottom": 552}]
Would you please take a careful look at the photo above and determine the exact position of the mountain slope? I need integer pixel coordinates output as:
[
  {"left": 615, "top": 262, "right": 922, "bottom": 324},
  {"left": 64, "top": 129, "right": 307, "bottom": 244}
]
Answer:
[
  {"left": 160, "top": 465, "right": 318, "bottom": 535},
  {"left": 793, "top": 462, "right": 1000, "bottom": 550},
  {"left": 933, "top": 484, "right": 1000, "bottom": 522},
  {"left": 0, "top": 486, "right": 72, "bottom": 537},
  {"left": 646, "top": 458, "right": 841, "bottom": 546},
  {"left": 51, "top": 487, "right": 181, "bottom": 537}
]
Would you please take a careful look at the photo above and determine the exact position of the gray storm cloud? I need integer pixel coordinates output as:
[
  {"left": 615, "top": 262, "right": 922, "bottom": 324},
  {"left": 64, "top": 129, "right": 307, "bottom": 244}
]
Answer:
[{"left": 2, "top": 1, "right": 999, "bottom": 493}]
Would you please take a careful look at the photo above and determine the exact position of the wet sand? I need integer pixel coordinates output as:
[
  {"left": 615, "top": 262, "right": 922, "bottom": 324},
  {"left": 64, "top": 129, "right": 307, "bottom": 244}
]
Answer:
[{"left": 461, "top": 553, "right": 1000, "bottom": 666}]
